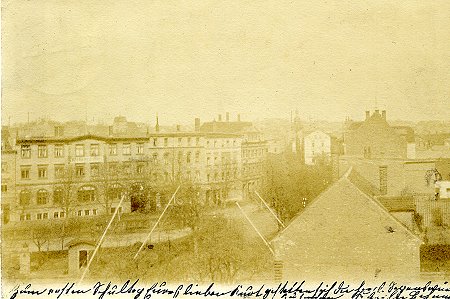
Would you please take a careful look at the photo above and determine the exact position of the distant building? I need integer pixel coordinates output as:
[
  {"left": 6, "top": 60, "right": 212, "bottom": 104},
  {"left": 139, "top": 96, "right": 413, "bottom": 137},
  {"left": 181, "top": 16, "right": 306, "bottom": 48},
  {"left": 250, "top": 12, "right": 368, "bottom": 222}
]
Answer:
[
  {"left": 271, "top": 168, "right": 422, "bottom": 281},
  {"left": 303, "top": 130, "right": 332, "bottom": 165},
  {"left": 343, "top": 110, "right": 415, "bottom": 159},
  {"left": 199, "top": 113, "right": 268, "bottom": 200}
]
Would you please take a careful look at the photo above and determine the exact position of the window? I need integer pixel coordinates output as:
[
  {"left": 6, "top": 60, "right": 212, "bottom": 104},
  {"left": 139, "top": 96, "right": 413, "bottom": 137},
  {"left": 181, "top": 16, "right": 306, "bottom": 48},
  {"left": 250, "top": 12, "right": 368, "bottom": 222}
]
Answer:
[
  {"left": 186, "top": 152, "right": 191, "bottom": 163},
  {"left": 43, "top": 213, "right": 48, "bottom": 219},
  {"left": 21, "top": 145, "right": 31, "bottom": 158},
  {"left": 53, "top": 188, "right": 63, "bottom": 204},
  {"left": 152, "top": 153, "right": 158, "bottom": 163},
  {"left": 178, "top": 137, "right": 182, "bottom": 146},
  {"left": 1, "top": 185, "right": 7, "bottom": 193},
  {"left": 54, "top": 144, "right": 64, "bottom": 157},
  {"left": 123, "top": 144, "right": 131, "bottom": 155},
  {"left": 153, "top": 138, "right": 158, "bottom": 146},
  {"left": 137, "top": 164, "right": 144, "bottom": 174},
  {"left": 90, "top": 144, "right": 99, "bottom": 156},
  {"left": 207, "top": 157, "right": 210, "bottom": 165},
  {"left": 207, "top": 174, "right": 210, "bottom": 182},
  {"left": 84, "top": 210, "right": 90, "bottom": 216},
  {"left": 92, "top": 209, "right": 97, "bottom": 216},
  {"left": 60, "top": 212, "right": 65, "bottom": 218},
  {"left": 38, "top": 166, "right": 48, "bottom": 179},
  {"left": 90, "top": 164, "right": 100, "bottom": 176},
  {"left": 164, "top": 152, "right": 170, "bottom": 165},
  {"left": 108, "top": 183, "right": 122, "bottom": 201},
  {"left": 20, "top": 190, "right": 31, "bottom": 206},
  {"left": 78, "top": 186, "right": 95, "bottom": 202},
  {"left": 75, "top": 145, "right": 84, "bottom": 157},
  {"left": 78, "top": 210, "right": 82, "bottom": 217},
  {"left": 20, "top": 214, "right": 31, "bottom": 221},
  {"left": 21, "top": 167, "right": 30, "bottom": 180},
  {"left": 37, "top": 213, "right": 42, "bottom": 220},
  {"left": 109, "top": 144, "right": 117, "bottom": 155},
  {"left": 1, "top": 162, "right": 8, "bottom": 173},
  {"left": 37, "top": 189, "right": 48, "bottom": 205},
  {"left": 195, "top": 151, "right": 200, "bottom": 163},
  {"left": 187, "top": 137, "right": 191, "bottom": 145},
  {"left": 54, "top": 212, "right": 59, "bottom": 219},
  {"left": 76, "top": 165, "right": 85, "bottom": 177},
  {"left": 164, "top": 138, "right": 168, "bottom": 147},
  {"left": 123, "top": 163, "right": 131, "bottom": 175},
  {"left": 137, "top": 143, "right": 144, "bottom": 154},
  {"left": 55, "top": 165, "right": 65, "bottom": 178}
]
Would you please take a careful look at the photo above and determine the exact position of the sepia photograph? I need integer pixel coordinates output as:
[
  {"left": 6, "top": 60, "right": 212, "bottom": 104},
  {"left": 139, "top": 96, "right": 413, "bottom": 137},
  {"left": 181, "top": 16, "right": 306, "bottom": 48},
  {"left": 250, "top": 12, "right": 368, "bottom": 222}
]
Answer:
[{"left": 1, "top": 1, "right": 450, "bottom": 298}]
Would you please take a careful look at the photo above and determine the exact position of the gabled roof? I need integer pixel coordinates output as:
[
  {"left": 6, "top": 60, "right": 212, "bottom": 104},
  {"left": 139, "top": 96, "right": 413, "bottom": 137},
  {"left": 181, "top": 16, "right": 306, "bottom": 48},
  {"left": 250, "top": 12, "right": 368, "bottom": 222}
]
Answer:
[{"left": 271, "top": 167, "right": 422, "bottom": 246}]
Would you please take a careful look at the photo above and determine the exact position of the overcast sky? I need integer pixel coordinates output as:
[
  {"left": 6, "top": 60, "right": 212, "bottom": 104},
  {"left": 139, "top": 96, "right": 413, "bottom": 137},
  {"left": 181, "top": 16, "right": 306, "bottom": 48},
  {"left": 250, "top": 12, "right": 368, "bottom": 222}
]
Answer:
[{"left": 2, "top": 0, "right": 450, "bottom": 125}]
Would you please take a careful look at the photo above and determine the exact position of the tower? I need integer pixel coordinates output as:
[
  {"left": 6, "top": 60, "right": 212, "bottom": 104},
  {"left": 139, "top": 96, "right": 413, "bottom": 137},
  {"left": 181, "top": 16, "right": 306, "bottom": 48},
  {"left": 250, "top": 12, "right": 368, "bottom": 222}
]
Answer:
[{"left": 155, "top": 114, "right": 160, "bottom": 133}]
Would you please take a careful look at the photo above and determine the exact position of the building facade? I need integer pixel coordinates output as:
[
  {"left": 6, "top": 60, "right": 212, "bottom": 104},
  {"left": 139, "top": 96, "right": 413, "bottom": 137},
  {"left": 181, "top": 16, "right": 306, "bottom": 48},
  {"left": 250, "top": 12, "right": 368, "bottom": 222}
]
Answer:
[
  {"left": 3, "top": 118, "right": 248, "bottom": 223},
  {"left": 303, "top": 130, "right": 332, "bottom": 165},
  {"left": 343, "top": 110, "right": 415, "bottom": 159}
]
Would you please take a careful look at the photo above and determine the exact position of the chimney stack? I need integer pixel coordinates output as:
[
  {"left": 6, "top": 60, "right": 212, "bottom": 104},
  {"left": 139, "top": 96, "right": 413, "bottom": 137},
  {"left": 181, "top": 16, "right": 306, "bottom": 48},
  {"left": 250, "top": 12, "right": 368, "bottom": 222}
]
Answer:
[
  {"left": 218, "top": 114, "right": 222, "bottom": 122},
  {"left": 155, "top": 114, "right": 160, "bottom": 133},
  {"left": 365, "top": 111, "right": 370, "bottom": 120},
  {"left": 237, "top": 114, "right": 241, "bottom": 122},
  {"left": 382, "top": 110, "right": 386, "bottom": 120},
  {"left": 176, "top": 124, "right": 181, "bottom": 132},
  {"left": 226, "top": 112, "right": 230, "bottom": 122},
  {"left": 194, "top": 118, "right": 200, "bottom": 131},
  {"left": 108, "top": 126, "right": 113, "bottom": 136}
]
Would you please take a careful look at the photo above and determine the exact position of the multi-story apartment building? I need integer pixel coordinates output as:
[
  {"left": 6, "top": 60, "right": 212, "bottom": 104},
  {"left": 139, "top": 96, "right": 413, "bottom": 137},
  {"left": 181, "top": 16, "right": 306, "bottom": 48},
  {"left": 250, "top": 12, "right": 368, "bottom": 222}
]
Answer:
[
  {"left": 1, "top": 127, "right": 17, "bottom": 224},
  {"left": 3, "top": 119, "right": 244, "bottom": 223},
  {"left": 199, "top": 113, "right": 267, "bottom": 200}
]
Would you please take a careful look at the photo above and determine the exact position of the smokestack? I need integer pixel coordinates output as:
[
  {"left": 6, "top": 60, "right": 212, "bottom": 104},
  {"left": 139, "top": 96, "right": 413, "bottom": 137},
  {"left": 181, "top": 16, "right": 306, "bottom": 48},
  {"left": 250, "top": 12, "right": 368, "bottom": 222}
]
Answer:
[
  {"left": 237, "top": 114, "right": 241, "bottom": 122},
  {"left": 176, "top": 124, "right": 181, "bottom": 132},
  {"left": 195, "top": 118, "right": 200, "bottom": 131},
  {"left": 382, "top": 110, "right": 386, "bottom": 120},
  {"left": 365, "top": 111, "right": 370, "bottom": 120},
  {"left": 218, "top": 114, "right": 222, "bottom": 122},
  {"left": 108, "top": 126, "right": 113, "bottom": 136},
  {"left": 226, "top": 112, "right": 229, "bottom": 122}
]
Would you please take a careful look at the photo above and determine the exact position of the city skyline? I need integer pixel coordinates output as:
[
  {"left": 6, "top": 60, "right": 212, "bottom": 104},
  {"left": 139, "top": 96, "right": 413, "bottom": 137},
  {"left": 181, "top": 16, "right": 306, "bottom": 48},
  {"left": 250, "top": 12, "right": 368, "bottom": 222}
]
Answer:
[{"left": 2, "top": 0, "right": 450, "bottom": 125}]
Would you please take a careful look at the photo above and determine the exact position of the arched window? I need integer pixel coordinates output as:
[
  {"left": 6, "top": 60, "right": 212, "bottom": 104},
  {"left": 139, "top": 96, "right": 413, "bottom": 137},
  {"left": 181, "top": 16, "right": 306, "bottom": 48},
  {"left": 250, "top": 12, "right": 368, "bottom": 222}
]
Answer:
[
  {"left": 19, "top": 190, "right": 31, "bottom": 206},
  {"left": 108, "top": 183, "right": 123, "bottom": 201},
  {"left": 77, "top": 185, "right": 96, "bottom": 202},
  {"left": 37, "top": 189, "right": 48, "bottom": 205},
  {"left": 53, "top": 188, "right": 64, "bottom": 204}
]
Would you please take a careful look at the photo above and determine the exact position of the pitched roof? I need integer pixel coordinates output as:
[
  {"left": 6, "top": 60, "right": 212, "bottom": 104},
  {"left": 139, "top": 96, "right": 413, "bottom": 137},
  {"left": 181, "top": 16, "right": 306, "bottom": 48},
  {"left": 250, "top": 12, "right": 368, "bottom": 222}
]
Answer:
[{"left": 271, "top": 167, "right": 422, "bottom": 246}]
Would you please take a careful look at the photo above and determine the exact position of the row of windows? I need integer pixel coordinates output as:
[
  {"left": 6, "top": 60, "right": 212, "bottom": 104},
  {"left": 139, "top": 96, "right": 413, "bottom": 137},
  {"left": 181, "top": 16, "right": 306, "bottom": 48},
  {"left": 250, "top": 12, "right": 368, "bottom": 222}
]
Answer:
[
  {"left": 206, "top": 169, "right": 238, "bottom": 182},
  {"left": 20, "top": 143, "right": 145, "bottom": 159},
  {"left": 19, "top": 186, "right": 97, "bottom": 206},
  {"left": 19, "top": 138, "right": 245, "bottom": 160},
  {"left": 20, "top": 163, "right": 147, "bottom": 180},
  {"left": 20, "top": 211, "right": 65, "bottom": 221},
  {"left": 242, "top": 148, "right": 267, "bottom": 158}
]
